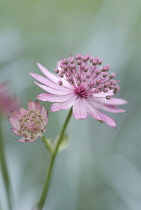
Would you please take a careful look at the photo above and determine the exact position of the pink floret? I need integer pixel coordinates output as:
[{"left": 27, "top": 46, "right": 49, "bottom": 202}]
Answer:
[
  {"left": 30, "top": 54, "right": 127, "bottom": 128},
  {"left": 0, "top": 82, "right": 19, "bottom": 115},
  {"left": 9, "top": 100, "right": 48, "bottom": 142}
]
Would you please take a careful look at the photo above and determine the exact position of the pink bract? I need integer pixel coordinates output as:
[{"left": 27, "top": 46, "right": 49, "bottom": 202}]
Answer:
[
  {"left": 0, "top": 82, "right": 19, "bottom": 115},
  {"left": 9, "top": 100, "right": 48, "bottom": 142},
  {"left": 30, "top": 54, "right": 127, "bottom": 128}
]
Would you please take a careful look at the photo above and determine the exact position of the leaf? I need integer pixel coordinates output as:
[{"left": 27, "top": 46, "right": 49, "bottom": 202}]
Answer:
[
  {"left": 42, "top": 136, "right": 53, "bottom": 154},
  {"left": 58, "top": 133, "right": 70, "bottom": 153}
]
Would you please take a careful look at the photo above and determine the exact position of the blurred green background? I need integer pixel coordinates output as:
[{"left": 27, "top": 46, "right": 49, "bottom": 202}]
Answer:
[{"left": 0, "top": 0, "right": 141, "bottom": 209}]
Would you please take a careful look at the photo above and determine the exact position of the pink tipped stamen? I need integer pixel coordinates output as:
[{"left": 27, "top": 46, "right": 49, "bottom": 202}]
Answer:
[{"left": 54, "top": 54, "right": 119, "bottom": 99}]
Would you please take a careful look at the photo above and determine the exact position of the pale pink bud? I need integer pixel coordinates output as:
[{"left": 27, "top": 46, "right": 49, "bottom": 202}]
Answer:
[{"left": 8, "top": 100, "right": 48, "bottom": 142}]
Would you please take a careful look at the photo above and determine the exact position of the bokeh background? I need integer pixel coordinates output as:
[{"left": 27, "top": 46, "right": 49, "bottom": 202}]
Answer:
[{"left": 0, "top": 0, "right": 141, "bottom": 209}]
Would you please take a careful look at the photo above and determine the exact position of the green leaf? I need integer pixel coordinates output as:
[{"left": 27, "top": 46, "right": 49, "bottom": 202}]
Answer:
[
  {"left": 58, "top": 133, "right": 70, "bottom": 153},
  {"left": 42, "top": 136, "right": 54, "bottom": 154}
]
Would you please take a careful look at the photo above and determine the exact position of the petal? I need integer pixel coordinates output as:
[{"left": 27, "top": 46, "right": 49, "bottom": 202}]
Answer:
[
  {"left": 41, "top": 105, "right": 48, "bottom": 117},
  {"left": 35, "top": 100, "right": 42, "bottom": 111},
  {"left": 29, "top": 72, "right": 59, "bottom": 89},
  {"left": 93, "top": 90, "right": 114, "bottom": 98},
  {"left": 89, "top": 98, "right": 103, "bottom": 109},
  {"left": 102, "top": 104, "right": 127, "bottom": 113},
  {"left": 96, "top": 110, "right": 116, "bottom": 128},
  {"left": 83, "top": 98, "right": 103, "bottom": 121},
  {"left": 41, "top": 105, "right": 48, "bottom": 124},
  {"left": 37, "top": 63, "right": 73, "bottom": 89},
  {"left": 34, "top": 81, "right": 73, "bottom": 95},
  {"left": 36, "top": 93, "right": 75, "bottom": 102},
  {"left": 11, "top": 110, "right": 21, "bottom": 118},
  {"left": 73, "top": 97, "right": 87, "bottom": 119},
  {"left": 29, "top": 72, "right": 70, "bottom": 91},
  {"left": 51, "top": 95, "right": 77, "bottom": 112},
  {"left": 37, "top": 63, "right": 60, "bottom": 83},
  {"left": 17, "top": 137, "right": 27, "bottom": 142},
  {"left": 101, "top": 97, "right": 128, "bottom": 105},
  {"left": 9, "top": 117, "right": 20, "bottom": 129},
  {"left": 12, "top": 128, "right": 22, "bottom": 136},
  {"left": 28, "top": 101, "right": 36, "bottom": 111},
  {"left": 19, "top": 108, "right": 28, "bottom": 115}
]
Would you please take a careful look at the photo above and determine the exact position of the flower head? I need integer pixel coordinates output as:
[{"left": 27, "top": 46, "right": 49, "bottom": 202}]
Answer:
[
  {"left": 9, "top": 100, "right": 48, "bottom": 142},
  {"left": 30, "top": 54, "right": 127, "bottom": 128},
  {"left": 0, "top": 82, "right": 19, "bottom": 116}
]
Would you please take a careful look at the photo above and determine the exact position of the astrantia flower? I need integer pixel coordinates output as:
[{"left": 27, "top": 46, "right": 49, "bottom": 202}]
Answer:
[
  {"left": 9, "top": 100, "right": 48, "bottom": 142},
  {"left": 0, "top": 82, "right": 19, "bottom": 115},
  {"left": 30, "top": 54, "right": 127, "bottom": 128}
]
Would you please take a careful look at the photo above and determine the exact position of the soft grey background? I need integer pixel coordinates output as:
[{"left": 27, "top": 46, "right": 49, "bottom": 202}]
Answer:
[{"left": 0, "top": 0, "right": 140, "bottom": 209}]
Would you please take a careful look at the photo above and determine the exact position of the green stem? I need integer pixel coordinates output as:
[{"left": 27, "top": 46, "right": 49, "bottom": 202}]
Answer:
[
  {"left": 0, "top": 117, "right": 13, "bottom": 210},
  {"left": 37, "top": 108, "right": 72, "bottom": 209}
]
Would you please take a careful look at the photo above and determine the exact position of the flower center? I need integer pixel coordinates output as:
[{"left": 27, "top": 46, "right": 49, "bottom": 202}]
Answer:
[
  {"left": 19, "top": 110, "right": 44, "bottom": 137},
  {"left": 74, "top": 86, "right": 89, "bottom": 98}
]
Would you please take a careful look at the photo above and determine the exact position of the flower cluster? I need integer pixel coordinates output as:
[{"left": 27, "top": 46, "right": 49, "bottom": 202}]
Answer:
[
  {"left": 9, "top": 100, "right": 48, "bottom": 142},
  {"left": 30, "top": 54, "right": 127, "bottom": 128}
]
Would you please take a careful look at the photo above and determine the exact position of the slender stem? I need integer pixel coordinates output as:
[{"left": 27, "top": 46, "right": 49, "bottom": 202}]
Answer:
[
  {"left": 0, "top": 117, "right": 13, "bottom": 210},
  {"left": 37, "top": 108, "right": 72, "bottom": 209}
]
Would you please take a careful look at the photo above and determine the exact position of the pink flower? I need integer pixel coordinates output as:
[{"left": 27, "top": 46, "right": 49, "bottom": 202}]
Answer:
[
  {"left": 0, "top": 82, "right": 19, "bottom": 115},
  {"left": 30, "top": 54, "right": 127, "bottom": 128},
  {"left": 9, "top": 100, "right": 48, "bottom": 142}
]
